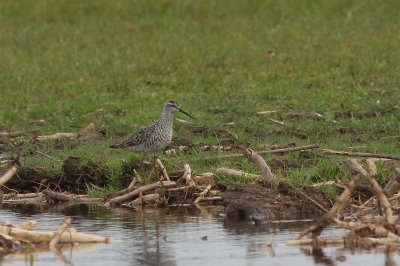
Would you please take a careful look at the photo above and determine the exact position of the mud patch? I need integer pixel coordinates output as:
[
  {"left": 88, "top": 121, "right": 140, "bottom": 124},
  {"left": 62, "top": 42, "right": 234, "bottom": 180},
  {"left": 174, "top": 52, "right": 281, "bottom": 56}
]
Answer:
[{"left": 221, "top": 182, "right": 329, "bottom": 221}]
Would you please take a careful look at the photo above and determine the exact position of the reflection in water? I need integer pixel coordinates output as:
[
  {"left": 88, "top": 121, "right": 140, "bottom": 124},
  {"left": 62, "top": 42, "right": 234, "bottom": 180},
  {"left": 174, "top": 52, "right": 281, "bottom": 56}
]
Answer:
[{"left": 0, "top": 204, "right": 398, "bottom": 266}]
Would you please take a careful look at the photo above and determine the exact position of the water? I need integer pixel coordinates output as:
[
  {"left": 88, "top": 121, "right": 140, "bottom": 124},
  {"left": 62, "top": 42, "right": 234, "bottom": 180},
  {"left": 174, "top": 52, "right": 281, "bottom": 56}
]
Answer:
[{"left": 0, "top": 204, "right": 398, "bottom": 266}]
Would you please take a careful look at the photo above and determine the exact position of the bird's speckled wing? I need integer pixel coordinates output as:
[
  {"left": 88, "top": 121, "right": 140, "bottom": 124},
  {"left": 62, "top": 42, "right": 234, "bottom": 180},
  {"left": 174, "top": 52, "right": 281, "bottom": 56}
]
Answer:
[{"left": 111, "top": 123, "right": 156, "bottom": 149}]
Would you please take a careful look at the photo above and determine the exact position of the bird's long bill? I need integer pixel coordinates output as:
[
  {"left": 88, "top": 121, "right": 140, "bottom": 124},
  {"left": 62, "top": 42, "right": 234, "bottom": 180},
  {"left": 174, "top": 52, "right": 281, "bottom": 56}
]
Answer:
[{"left": 179, "top": 108, "right": 195, "bottom": 120}]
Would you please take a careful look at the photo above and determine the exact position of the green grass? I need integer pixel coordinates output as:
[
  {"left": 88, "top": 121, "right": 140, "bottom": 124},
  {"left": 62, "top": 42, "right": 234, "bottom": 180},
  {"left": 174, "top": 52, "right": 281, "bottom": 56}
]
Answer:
[{"left": 1, "top": 0, "right": 400, "bottom": 196}]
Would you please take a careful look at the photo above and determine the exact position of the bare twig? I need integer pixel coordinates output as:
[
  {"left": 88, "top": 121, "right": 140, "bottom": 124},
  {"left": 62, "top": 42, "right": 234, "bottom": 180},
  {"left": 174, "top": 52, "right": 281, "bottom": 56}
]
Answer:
[
  {"left": 104, "top": 181, "right": 176, "bottom": 208},
  {"left": 156, "top": 158, "right": 170, "bottom": 181},
  {"left": 35, "top": 123, "right": 95, "bottom": 141},
  {"left": 321, "top": 149, "right": 400, "bottom": 161},
  {"left": 206, "top": 144, "right": 319, "bottom": 160},
  {"left": 193, "top": 184, "right": 212, "bottom": 204}
]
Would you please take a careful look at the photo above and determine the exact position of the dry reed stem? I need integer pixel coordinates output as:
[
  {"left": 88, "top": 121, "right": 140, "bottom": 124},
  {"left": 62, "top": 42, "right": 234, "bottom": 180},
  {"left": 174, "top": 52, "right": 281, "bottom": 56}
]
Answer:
[
  {"left": 35, "top": 122, "right": 95, "bottom": 141},
  {"left": 243, "top": 148, "right": 275, "bottom": 183},
  {"left": 49, "top": 218, "right": 73, "bottom": 249},
  {"left": 156, "top": 158, "right": 170, "bottom": 181}
]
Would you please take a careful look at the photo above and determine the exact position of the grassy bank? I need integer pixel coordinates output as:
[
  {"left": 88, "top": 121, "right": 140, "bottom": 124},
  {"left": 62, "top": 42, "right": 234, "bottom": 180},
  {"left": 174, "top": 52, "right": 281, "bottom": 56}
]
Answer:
[{"left": 1, "top": 0, "right": 399, "bottom": 196}]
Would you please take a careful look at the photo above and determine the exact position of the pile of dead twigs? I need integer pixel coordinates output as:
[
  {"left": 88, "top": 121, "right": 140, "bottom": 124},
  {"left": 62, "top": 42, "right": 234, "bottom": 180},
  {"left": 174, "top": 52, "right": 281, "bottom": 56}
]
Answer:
[{"left": 288, "top": 158, "right": 400, "bottom": 249}]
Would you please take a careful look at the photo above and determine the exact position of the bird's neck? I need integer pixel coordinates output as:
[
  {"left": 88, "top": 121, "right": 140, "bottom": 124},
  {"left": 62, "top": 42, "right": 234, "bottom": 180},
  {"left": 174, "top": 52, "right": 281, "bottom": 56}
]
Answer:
[{"left": 159, "top": 112, "right": 174, "bottom": 124}]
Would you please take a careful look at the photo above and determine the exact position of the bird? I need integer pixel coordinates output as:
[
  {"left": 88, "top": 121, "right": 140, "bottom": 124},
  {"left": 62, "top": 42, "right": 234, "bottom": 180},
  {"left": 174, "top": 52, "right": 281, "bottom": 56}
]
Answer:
[{"left": 110, "top": 100, "right": 194, "bottom": 154}]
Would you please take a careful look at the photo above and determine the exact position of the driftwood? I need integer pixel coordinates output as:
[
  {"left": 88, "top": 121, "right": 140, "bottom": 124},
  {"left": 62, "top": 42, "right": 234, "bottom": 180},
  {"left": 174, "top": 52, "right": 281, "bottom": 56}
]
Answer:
[
  {"left": 321, "top": 149, "right": 400, "bottom": 161},
  {"left": 0, "top": 225, "right": 110, "bottom": 244},
  {"left": 182, "top": 164, "right": 195, "bottom": 186},
  {"left": 206, "top": 144, "right": 319, "bottom": 160},
  {"left": 42, "top": 190, "right": 102, "bottom": 204},
  {"left": 216, "top": 167, "right": 261, "bottom": 179},
  {"left": 35, "top": 123, "right": 95, "bottom": 141},
  {"left": 17, "top": 220, "right": 38, "bottom": 230},
  {"left": 193, "top": 184, "right": 212, "bottom": 204},
  {"left": 104, "top": 181, "right": 176, "bottom": 208},
  {"left": 243, "top": 148, "right": 275, "bottom": 183},
  {"left": 0, "top": 164, "right": 20, "bottom": 187},
  {"left": 156, "top": 158, "right": 170, "bottom": 181},
  {"left": 49, "top": 218, "right": 72, "bottom": 249}
]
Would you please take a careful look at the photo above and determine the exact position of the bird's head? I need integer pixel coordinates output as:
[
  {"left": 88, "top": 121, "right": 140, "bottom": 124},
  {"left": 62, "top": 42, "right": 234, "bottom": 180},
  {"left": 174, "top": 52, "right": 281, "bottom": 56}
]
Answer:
[{"left": 164, "top": 100, "right": 195, "bottom": 119}]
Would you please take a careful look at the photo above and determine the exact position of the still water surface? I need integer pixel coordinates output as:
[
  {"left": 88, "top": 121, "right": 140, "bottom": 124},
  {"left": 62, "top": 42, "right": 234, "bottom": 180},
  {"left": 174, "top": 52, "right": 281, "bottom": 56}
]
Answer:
[{"left": 0, "top": 204, "right": 397, "bottom": 266}]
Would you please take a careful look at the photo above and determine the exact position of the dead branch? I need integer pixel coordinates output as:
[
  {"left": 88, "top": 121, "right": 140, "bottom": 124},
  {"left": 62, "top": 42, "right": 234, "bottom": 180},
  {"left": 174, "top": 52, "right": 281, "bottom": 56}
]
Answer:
[
  {"left": 370, "top": 178, "right": 394, "bottom": 225},
  {"left": 156, "top": 158, "right": 170, "bottom": 181},
  {"left": 104, "top": 181, "right": 176, "bottom": 208},
  {"left": 385, "top": 168, "right": 400, "bottom": 197},
  {"left": 298, "top": 162, "right": 363, "bottom": 239},
  {"left": 347, "top": 159, "right": 394, "bottom": 225},
  {"left": 193, "top": 184, "right": 212, "bottom": 204},
  {"left": 49, "top": 218, "right": 73, "bottom": 249},
  {"left": 321, "top": 149, "right": 400, "bottom": 161},
  {"left": 35, "top": 122, "right": 95, "bottom": 141},
  {"left": 182, "top": 164, "right": 195, "bottom": 186},
  {"left": 216, "top": 167, "right": 261, "bottom": 179},
  {"left": 243, "top": 148, "right": 275, "bottom": 183},
  {"left": 206, "top": 144, "right": 319, "bottom": 160},
  {"left": 0, "top": 131, "right": 25, "bottom": 138},
  {"left": 0, "top": 225, "right": 109, "bottom": 244},
  {"left": 0, "top": 164, "right": 20, "bottom": 187},
  {"left": 42, "top": 190, "right": 102, "bottom": 204}
]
